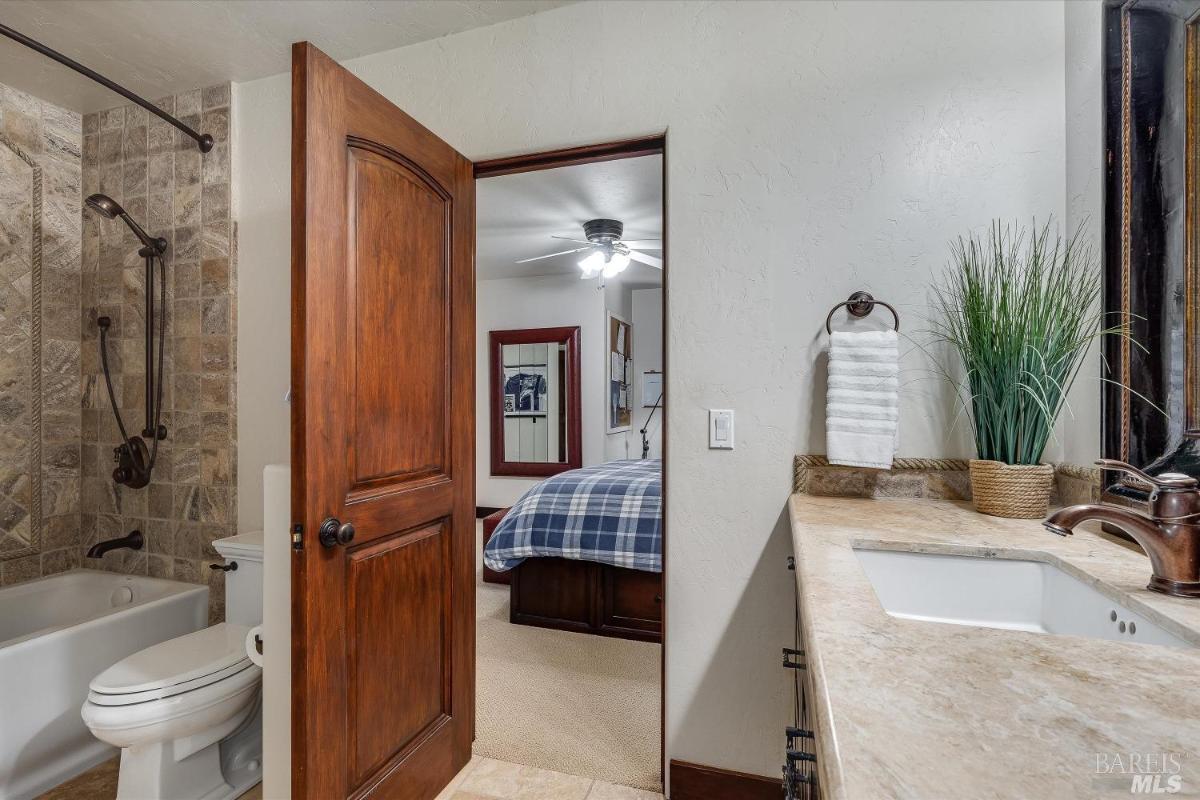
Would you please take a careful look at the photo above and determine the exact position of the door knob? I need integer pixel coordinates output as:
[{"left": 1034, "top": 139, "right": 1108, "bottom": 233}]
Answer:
[{"left": 319, "top": 517, "right": 355, "bottom": 548}]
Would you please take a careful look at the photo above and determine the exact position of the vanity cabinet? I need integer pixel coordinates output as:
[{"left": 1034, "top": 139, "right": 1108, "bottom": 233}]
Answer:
[{"left": 785, "top": 556, "right": 821, "bottom": 800}]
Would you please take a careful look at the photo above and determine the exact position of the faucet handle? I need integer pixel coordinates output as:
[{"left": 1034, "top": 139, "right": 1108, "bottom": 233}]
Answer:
[{"left": 1095, "top": 459, "right": 1198, "bottom": 489}]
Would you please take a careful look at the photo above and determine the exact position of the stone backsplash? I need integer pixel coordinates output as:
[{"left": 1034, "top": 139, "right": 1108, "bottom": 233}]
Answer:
[{"left": 793, "top": 454, "right": 1101, "bottom": 507}]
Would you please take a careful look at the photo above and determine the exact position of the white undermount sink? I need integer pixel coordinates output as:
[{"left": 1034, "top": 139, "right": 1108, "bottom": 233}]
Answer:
[{"left": 853, "top": 546, "right": 1195, "bottom": 648}]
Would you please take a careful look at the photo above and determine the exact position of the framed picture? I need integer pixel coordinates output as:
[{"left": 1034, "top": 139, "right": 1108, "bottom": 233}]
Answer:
[{"left": 607, "top": 311, "right": 633, "bottom": 433}]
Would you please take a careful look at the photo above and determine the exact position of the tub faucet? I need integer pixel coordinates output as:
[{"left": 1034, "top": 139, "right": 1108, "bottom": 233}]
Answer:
[
  {"left": 1043, "top": 459, "right": 1200, "bottom": 598},
  {"left": 86, "top": 529, "right": 144, "bottom": 559}
]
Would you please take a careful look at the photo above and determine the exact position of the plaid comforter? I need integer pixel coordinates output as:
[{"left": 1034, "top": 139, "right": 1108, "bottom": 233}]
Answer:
[{"left": 483, "top": 459, "right": 662, "bottom": 574}]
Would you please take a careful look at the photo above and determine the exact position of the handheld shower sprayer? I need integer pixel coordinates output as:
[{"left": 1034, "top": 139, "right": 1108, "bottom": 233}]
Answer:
[
  {"left": 86, "top": 194, "right": 168, "bottom": 489},
  {"left": 85, "top": 193, "right": 167, "bottom": 255}
]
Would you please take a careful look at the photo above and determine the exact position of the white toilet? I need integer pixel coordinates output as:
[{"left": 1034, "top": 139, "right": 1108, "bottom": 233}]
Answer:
[{"left": 82, "top": 532, "right": 265, "bottom": 800}]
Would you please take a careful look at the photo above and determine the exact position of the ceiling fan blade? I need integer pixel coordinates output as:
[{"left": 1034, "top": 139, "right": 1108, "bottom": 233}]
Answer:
[
  {"left": 550, "top": 236, "right": 597, "bottom": 245},
  {"left": 515, "top": 246, "right": 594, "bottom": 264},
  {"left": 627, "top": 250, "right": 663, "bottom": 269},
  {"left": 621, "top": 239, "right": 662, "bottom": 247}
]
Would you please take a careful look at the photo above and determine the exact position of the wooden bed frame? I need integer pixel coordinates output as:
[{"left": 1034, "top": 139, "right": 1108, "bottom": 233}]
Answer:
[{"left": 509, "top": 556, "right": 662, "bottom": 643}]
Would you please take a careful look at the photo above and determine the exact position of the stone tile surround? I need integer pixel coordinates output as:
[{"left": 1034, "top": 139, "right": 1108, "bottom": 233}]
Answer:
[
  {"left": 0, "top": 83, "right": 83, "bottom": 586},
  {"left": 80, "top": 85, "right": 235, "bottom": 621}
]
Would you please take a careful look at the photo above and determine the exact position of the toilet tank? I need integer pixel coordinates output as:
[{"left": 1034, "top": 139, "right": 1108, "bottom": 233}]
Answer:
[{"left": 212, "top": 531, "right": 264, "bottom": 626}]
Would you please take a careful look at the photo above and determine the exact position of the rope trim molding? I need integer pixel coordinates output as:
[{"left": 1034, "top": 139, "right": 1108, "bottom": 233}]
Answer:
[
  {"left": 794, "top": 455, "right": 1102, "bottom": 494},
  {"left": 1055, "top": 463, "right": 1102, "bottom": 483},
  {"left": 0, "top": 132, "right": 42, "bottom": 563}
]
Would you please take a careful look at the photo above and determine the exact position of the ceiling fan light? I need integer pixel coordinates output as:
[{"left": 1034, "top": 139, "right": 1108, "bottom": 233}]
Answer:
[
  {"left": 602, "top": 252, "right": 631, "bottom": 278},
  {"left": 579, "top": 250, "right": 605, "bottom": 277}
]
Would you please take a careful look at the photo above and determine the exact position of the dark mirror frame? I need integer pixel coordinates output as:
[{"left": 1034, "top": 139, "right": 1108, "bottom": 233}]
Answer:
[
  {"left": 1102, "top": 0, "right": 1200, "bottom": 502},
  {"left": 489, "top": 326, "right": 582, "bottom": 478}
]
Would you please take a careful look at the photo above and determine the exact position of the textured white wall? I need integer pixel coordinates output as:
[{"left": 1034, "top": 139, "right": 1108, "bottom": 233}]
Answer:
[
  {"left": 232, "top": 79, "right": 292, "bottom": 535},
  {"left": 1059, "top": 0, "right": 1104, "bottom": 466},
  {"left": 234, "top": 0, "right": 1076, "bottom": 778},
  {"left": 632, "top": 289, "right": 664, "bottom": 460}
]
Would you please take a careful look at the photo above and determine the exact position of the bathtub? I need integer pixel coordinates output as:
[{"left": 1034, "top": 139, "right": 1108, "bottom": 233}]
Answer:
[{"left": 0, "top": 569, "right": 207, "bottom": 800}]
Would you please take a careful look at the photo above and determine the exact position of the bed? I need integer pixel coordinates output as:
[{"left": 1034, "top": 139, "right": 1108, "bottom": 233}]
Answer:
[{"left": 484, "top": 459, "right": 663, "bottom": 642}]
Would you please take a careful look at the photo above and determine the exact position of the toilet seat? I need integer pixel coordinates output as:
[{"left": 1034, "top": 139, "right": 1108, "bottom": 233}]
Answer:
[
  {"left": 81, "top": 662, "right": 261, "bottom": 736},
  {"left": 88, "top": 623, "right": 253, "bottom": 706}
]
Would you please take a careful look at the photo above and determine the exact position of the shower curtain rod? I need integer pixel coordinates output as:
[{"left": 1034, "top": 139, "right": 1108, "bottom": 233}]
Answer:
[{"left": 0, "top": 23, "right": 213, "bottom": 152}]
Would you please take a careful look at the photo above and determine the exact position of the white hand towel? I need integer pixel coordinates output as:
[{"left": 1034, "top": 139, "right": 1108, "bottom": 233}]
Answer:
[{"left": 826, "top": 329, "right": 899, "bottom": 469}]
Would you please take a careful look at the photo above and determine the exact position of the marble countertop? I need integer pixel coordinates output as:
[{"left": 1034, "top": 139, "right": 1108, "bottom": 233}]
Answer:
[{"left": 788, "top": 495, "right": 1200, "bottom": 799}]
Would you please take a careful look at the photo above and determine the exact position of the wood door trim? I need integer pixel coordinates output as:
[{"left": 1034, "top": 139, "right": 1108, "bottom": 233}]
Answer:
[
  {"left": 473, "top": 134, "right": 666, "bottom": 179},
  {"left": 473, "top": 134, "right": 669, "bottom": 783},
  {"left": 668, "top": 761, "right": 782, "bottom": 800}
]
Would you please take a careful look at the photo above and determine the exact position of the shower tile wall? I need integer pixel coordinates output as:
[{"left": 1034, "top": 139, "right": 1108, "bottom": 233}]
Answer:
[
  {"left": 0, "top": 83, "right": 82, "bottom": 586},
  {"left": 81, "top": 85, "right": 235, "bottom": 621}
]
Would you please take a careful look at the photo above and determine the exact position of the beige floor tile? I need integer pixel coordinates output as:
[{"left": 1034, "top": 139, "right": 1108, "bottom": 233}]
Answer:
[
  {"left": 35, "top": 759, "right": 263, "bottom": 800},
  {"left": 35, "top": 757, "right": 118, "bottom": 800},
  {"left": 586, "top": 780, "right": 664, "bottom": 800},
  {"left": 435, "top": 756, "right": 484, "bottom": 800},
  {"left": 459, "top": 757, "right": 592, "bottom": 800}
]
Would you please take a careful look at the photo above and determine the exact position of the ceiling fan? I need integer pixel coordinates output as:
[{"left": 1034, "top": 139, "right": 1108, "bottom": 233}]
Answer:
[{"left": 516, "top": 218, "right": 662, "bottom": 279}]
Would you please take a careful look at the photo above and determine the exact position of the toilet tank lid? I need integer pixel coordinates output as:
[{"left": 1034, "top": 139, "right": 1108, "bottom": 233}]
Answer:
[{"left": 212, "top": 531, "right": 263, "bottom": 562}]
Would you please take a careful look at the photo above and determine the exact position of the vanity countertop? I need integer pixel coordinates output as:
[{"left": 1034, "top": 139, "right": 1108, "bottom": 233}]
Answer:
[{"left": 788, "top": 495, "right": 1200, "bottom": 799}]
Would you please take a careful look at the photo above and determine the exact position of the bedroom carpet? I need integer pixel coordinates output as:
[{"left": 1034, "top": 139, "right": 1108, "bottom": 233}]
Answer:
[{"left": 474, "top": 524, "right": 662, "bottom": 793}]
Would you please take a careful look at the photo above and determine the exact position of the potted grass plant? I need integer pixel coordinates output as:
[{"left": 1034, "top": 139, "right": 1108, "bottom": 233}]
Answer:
[{"left": 931, "top": 219, "right": 1120, "bottom": 518}]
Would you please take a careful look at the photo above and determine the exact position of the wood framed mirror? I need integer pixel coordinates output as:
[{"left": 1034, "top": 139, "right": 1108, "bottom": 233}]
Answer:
[
  {"left": 1102, "top": 0, "right": 1200, "bottom": 502},
  {"left": 489, "top": 326, "right": 582, "bottom": 477}
]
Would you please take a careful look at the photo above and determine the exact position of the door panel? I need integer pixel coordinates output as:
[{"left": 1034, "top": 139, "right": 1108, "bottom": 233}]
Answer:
[
  {"left": 291, "top": 41, "right": 474, "bottom": 800},
  {"left": 349, "top": 145, "right": 449, "bottom": 487},
  {"left": 348, "top": 524, "right": 449, "bottom": 785}
]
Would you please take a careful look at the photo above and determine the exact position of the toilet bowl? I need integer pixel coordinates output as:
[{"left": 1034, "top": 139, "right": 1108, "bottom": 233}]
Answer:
[{"left": 82, "top": 532, "right": 264, "bottom": 800}]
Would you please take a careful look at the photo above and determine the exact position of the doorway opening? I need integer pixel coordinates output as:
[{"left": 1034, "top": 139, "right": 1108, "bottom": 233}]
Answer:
[{"left": 471, "top": 136, "right": 667, "bottom": 794}]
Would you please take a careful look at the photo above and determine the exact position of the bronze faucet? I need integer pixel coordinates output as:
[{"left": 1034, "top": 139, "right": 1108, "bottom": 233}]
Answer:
[{"left": 1044, "top": 459, "right": 1200, "bottom": 598}]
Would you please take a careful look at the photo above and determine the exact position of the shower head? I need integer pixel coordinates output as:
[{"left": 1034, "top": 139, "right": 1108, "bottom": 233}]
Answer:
[
  {"left": 85, "top": 193, "right": 123, "bottom": 219},
  {"left": 85, "top": 193, "right": 167, "bottom": 255}
]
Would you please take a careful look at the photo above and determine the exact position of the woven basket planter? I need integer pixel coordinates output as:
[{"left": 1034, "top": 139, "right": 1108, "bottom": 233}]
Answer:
[{"left": 968, "top": 459, "right": 1054, "bottom": 519}]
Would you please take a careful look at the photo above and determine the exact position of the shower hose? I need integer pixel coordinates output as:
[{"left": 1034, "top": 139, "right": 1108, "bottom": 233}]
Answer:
[{"left": 97, "top": 252, "right": 168, "bottom": 471}]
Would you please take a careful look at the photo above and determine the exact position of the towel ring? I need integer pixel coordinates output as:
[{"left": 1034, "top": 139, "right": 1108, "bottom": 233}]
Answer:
[{"left": 825, "top": 291, "right": 900, "bottom": 334}]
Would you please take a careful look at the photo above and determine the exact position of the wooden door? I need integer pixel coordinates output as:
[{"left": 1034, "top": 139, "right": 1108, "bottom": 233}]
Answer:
[{"left": 290, "top": 42, "right": 475, "bottom": 800}]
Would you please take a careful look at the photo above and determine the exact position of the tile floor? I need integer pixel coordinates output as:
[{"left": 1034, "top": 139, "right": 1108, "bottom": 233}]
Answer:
[
  {"left": 39, "top": 755, "right": 660, "bottom": 799},
  {"left": 34, "top": 757, "right": 264, "bottom": 800},
  {"left": 437, "top": 757, "right": 663, "bottom": 800}
]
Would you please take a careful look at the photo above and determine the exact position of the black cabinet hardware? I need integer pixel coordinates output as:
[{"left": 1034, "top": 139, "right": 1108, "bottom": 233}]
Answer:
[
  {"left": 209, "top": 561, "right": 237, "bottom": 572},
  {"left": 783, "top": 646, "right": 806, "bottom": 670}
]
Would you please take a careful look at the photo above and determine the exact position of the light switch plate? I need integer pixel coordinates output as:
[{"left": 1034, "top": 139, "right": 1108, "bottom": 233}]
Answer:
[{"left": 709, "top": 409, "right": 734, "bottom": 449}]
